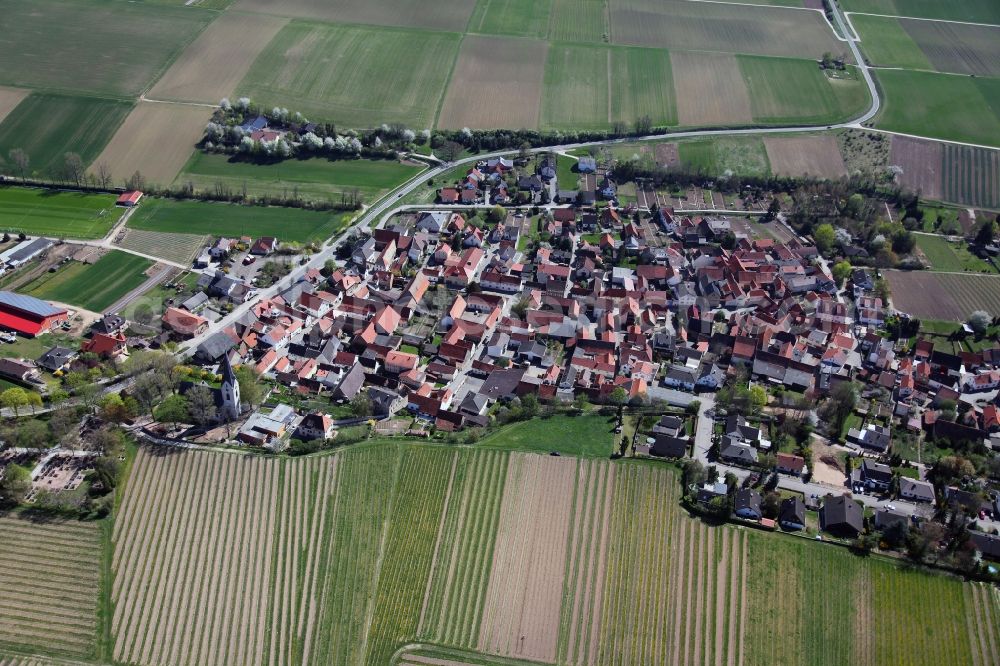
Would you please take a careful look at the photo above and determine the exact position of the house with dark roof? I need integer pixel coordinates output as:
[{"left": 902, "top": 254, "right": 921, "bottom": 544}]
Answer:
[
  {"left": 720, "top": 441, "right": 758, "bottom": 465},
  {"left": 969, "top": 531, "right": 1000, "bottom": 561},
  {"left": 899, "top": 477, "right": 935, "bottom": 503},
  {"left": 820, "top": 494, "right": 863, "bottom": 537},
  {"left": 858, "top": 458, "right": 893, "bottom": 492},
  {"left": 650, "top": 434, "right": 687, "bottom": 458},
  {"left": 734, "top": 488, "right": 762, "bottom": 520},
  {"left": 36, "top": 346, "right": 77, "bottom": 373},
  {"left": 779, "top": 497, "right": 806, "bottom": 530}
]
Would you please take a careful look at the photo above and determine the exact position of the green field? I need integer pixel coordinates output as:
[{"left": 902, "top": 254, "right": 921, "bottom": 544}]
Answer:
[
  {"left": 851, "top": 14, "right": 933, "bottom": 70},
  {"left": 237, "top": 21, "right": 461, "bottom": 127},
  {"left": 549, "top": 0, "right": 608, "bottom": 42},
  {"left": 842, "top": 0, "right": 1000, "bottom": 23},
  {"left": 914, "top": 233, "right": 997, "bottom": 273},
  {"left": 478, "top": 413, "right": 616, "bottom": 457},
  {"left": 541, "top": 44, "right": 676, "bottom": 130},
  {"left": 467, "top": 0, "right": 553, "bottom": 38},
  {"left": 740, "top": 57, "right": 872, "bottom": 125},
  {"left": 0, "top": 94, "right": 133, "bottom": 178},
  {"left": 0, "top": 0, "right": 213, "bottom": 97},
  {"left": 176, "top": 152, "right": 424, "bottom": 203},
  {"left": 875, "top": 70, "right": 1000, "bottom": 147},
  {"left": 23, "top": 250, "right": 153, "bottom": 312},
  {"left": 126, "top": 197, "right": 352, "bottom": 244},
  {"left": 679, "top": 136, "right": 771, "bottom": 178},
  {"left": 0, "top": 187, "right": 120, "bottom": 239}
]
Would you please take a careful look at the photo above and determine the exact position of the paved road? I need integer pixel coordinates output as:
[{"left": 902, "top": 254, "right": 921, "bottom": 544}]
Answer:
[{"left": 107, "top": 263, "right": 174, "bottom": 314}]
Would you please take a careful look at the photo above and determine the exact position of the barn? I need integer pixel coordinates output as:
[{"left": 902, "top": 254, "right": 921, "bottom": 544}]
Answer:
[
  {"left": 0, "top": 291, "right": 68, "bottom": 337},
  {"left": 116, "top": 190, "right": 143, "bottom": 207}
]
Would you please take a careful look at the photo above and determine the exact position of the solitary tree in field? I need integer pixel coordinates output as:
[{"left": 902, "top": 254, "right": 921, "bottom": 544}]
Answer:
[
  {"left": 8, "top": 148, "right": 28, "bottom": 181},
  {"left": 968, "top": 310, "right": 991, "bottom": 336}
]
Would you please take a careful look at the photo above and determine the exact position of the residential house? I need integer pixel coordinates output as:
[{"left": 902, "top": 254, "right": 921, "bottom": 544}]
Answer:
[
  {"left": 295, "top": 412, "right": 335, "bottom": 441},
  {"left": 779, "top": 497, "right": 806, "bottom": 530},
  {"left": 820, "top": 494, "right": 863, "bottom": 537},
  {"left": 899, "top": 477, "right": 935, "bottom": 503},
  {"left": 734, "top": 488, "right": 762, "bottom": 520}
]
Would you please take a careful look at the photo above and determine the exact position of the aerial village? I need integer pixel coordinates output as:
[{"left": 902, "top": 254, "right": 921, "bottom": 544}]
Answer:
[{"left": 2, "top": 154, "right": 1000, "bottom": 568}]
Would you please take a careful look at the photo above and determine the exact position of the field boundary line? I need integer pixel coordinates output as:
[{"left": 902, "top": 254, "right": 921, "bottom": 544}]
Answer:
[{"left": 844, "top": 11, "right": 1000, "bottom": 29}]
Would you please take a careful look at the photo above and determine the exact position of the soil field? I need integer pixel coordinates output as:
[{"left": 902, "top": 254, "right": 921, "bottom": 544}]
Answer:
[
  {"left": 0, "top": 88, "right": 28, "bottom": 126},
  {"left": 890, "top": 135, "right": 944, "bottom": 200},
  {"left": 148, "top": 12, "right": 289, "bottom": 104},
  {"left": 874, "top": 70, "right": 1000, "bottom": 148},
  {"left": 116, "top": 228, "right": 208, "bottom": 265},
  {"left": 0, "top": 516, "right": 102, "bottom": 659},
  {"left": 438, "top": 35, "right": 547, "bottom": 130},
  {"left": 764, "top": 136, "right": 848, "bottom": 179},
  {"left": 24, "top": 249, "right": 154, "bottom": 312},
  {"left": 112, "top": 448, "right": 281, "bottom": 666},
  {"left": 0, "top": 187, "right": 120, "bottom": 239},
  {"left": 0, "top": 94, "right": 133, "bottom": 179},
  {"left": 550, "top": 0, "right": 608, "bottom": 42},
  {"left": 127, "top": 197, "right": 350, "bottom": 243},
  {"left": 884, "top": 271, "right": 1000, "bottom": 321},
  {"left": 234, "top": 0, "right": 476, "bottom": 32},
  {"left": 91, "top": 102, "right": 211, "bottom": 186},
  {"left": 842, "top": 0, "right": 1000, "bottom": 24},
  {"left": 902, "top": 20, "right": 1000, "bottom": 77},
  {"left": 0, "top": 0, "right": 213, "bottom": 97},
  {"left": 740, "top": 57, "right": 871, "bottom": 125},
  {"left": 654, "top": 142, "right": 680, "bottom": 169},
  {"left": 942, "top": 144, "right": 1000, "bottom": 209},
  {"left": 478, "top": 453, "right": 577, "bottom": 662},
  {"left": 467, "top": 0, "right": 553, "bottom": 38},
  {"left": 672, "top": 52, "right": 752, "bottom": 127},
  {"left": 610, "top": 0, "right": 843, "bottom": 59},
  {"left": 541, "top": 45, "right": 675, "bottom": 130},
  {"left": 238, "top": 21, "right": 459, "bottom": 129}
]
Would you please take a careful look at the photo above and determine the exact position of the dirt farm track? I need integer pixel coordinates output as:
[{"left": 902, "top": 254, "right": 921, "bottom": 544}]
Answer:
[{"left": 884, "top": 271, "right": 1000, "bottom": 321}]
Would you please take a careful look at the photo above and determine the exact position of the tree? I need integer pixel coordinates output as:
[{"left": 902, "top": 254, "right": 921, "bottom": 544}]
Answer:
[
  {"left": 8, "top": 148, "right": 29, "bottom": 181},
  {"left": 520, "top": 393, "right": 539, "bottom": 418},
  {"left": 761, "top": 491, "right": 781, "bottom": 519},
  {"left": 608, "top": 387, "right": 628, "bottom": 406},
  {"left": 25, "top": 390, "right": 42, "bottom": 415},
  {"left": 0, "top": 463, "right": 30, "bottom": 508},
  {"left": 760, "top": 197, "right": 781, "bottom": 223},
  {"left": 891, "top": 229, "right": 915, "bottom": 255},
  {"left": 749, "top": 385, "right": 767, "bottom": 411},
  {"left": 350, "top": 391, "right": 373, "bottom": 418},
  {"left": 234, "top": 366, "right": 263, "bottom": 408},
  {"left": 95, "top": 162, "right": 113, "bottom": 189},
  {"left": 438, "top": 140, "right": 463, "bottom": 162},
  {"left": 16, "top": 419, "right": 49, "bottom": 448},
  {"left": 572, "top": 393, "right": 590, "bottom": 413},
  {"left": 820, "top": 381, "right": 857, "bottom": 436},
  {"left": 49, "top": 407, "right": 80, "bottom": 442},
  {"left": 975, "top": 219, "right": 996, "bottom": 246},
  {"left": 0, "top": 387, "right": 29, "bottom": 417},
  {"left": 813, "top": 223, "right": 835, "bottom": 255},
  {"left": 98, "top": 393, "right": 131, "bottom": 424},
  {"left": 154, "top": 394, "right": 189, "bottom": 428},
  {"left": 832, "top": 260, "right": 852, "bottom": 285},
  {"left": 932, "top": 455, "right": 975, "bottom": 485},
  {"left": 186, "top": 385, "right": 218, "bottom": 427},
  {"left": 63, "top": 152, "right": 85, "bottom": 186},
  {"left": 968, "top": 310, "right": 991, "bottom": 336}
]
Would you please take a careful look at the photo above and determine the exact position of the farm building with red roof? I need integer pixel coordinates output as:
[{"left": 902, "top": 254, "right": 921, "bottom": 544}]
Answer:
[
  {"left": 116, "top": 190, "right": 143, "bottom": 207},
  {"left": 0, "top": 292, "right": 68, "bottom": 337}
]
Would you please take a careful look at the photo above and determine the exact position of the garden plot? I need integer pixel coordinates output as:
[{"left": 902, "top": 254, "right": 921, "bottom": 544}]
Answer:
[
  {"left": 478, "top": 453, "right": 577, "bottom": 662},
  {"left": 764, "top": 136, "right": 848, "bottom": 179},
  {"left": 91, "top": 102, "right": 211, "bottom": 186},
  {"left": 0, "top": 516, "right": 102, "bottom": 658},
  {"left": 438, "top": 35, "right": 546, "bottom": 130},
  {"left": 116, "top": 228, "right": 208, "bottom": 265},
  {"left": 672, "top": 52, "right": 752, "bottom": 127},
  {"left": 148, "top": 12, "right": 288, "bottom": 104}
]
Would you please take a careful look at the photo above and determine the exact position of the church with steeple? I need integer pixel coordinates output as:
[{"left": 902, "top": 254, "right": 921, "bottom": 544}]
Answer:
[{"left": 220, "top": 354, "right": 242, "bottom": 421}]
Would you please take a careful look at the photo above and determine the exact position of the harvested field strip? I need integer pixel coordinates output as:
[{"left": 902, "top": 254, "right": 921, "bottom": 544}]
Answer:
[
  {"left": 595, "top": 463, "right": 679, "bottom": 666},
  {"left": 942, "top": 144, "right": 1000, "bottom": 209},
  {"left": 116, "top": 228, "right": 208, "bottom": 265},
  {"left": 364, "top": 447, "right": 457, "bottom": 666},
  {"left": 0, "top": 87, "right": 29, "bottom": 125},
  {"left": 420, "top": 449, "right": 508, "bottom": 648},
  {"left": 111, "top": 448, "right": 280, "bottom": 666},
  {"left": 0, "top": 516, "right": 101, "bottom": 658},
  {"left": 872, "top": 559, "right": 974, "bottom": 665},
  {"left": 309, "top": 445, "right": 401, "bottom": 665},
  {"left": 764, "top": 136, "right": 847, "bottom": 179},
  {"left": 559, "top": 459, "right": 616, "bottom": 666},
  {"left": 148, "top": 12, "right": 288, "bottom": 103},
  {"left": 478, "top": 453, "right": 577, "bottom": 662},
  {"left": 266, "top": 456, "right": 338, "bottom": 666}
]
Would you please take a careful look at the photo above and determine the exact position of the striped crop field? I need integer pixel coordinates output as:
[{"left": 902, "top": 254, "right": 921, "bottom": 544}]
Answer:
[
  {"left": 102, "top": 438, "right": 1000, "bottom": 666},
  {"left": 418, "top": 449, "right": 509, "bottom": 648},
  {"left": 0, "top": 516, "right": 102, "bottom": 659},
  {"left": 0, "top": 657, "right": 97, "bottom": 666}
]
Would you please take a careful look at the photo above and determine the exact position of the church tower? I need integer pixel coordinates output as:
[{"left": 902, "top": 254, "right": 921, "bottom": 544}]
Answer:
[{"left": 220, "top": 354, "right": 241, "bottom": 421}]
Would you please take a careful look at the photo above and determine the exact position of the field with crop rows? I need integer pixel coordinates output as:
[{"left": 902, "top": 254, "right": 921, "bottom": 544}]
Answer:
[
  {"left": 884, "top": 271, "right": 1000, "bottom": 321},
  {"left": 943, "top": 144, "right": 1000, "bottom": 209},
  {"left": 419, "top": 449, "right": 508, "bottom": 648},
  {"left": 0, "top": 516, "right": 102, "bottom": 659},
  {"left": 24, "top": 250, "right": 154, "bottom": 313},
  {"left": 966, "top": 583, "right": 1000, "bottom": 666},
  {"left": 111, "top": 448, "right": 280, "bottom": 666},
  {"left": 116, "top": 229, "right": 208, "bottom": 266},
  {"left": 842, "top": 0, "right": 1000, "bottom": 23},
  {"left": 0, "top": 187, "right": 120, "bottom": 239}
]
